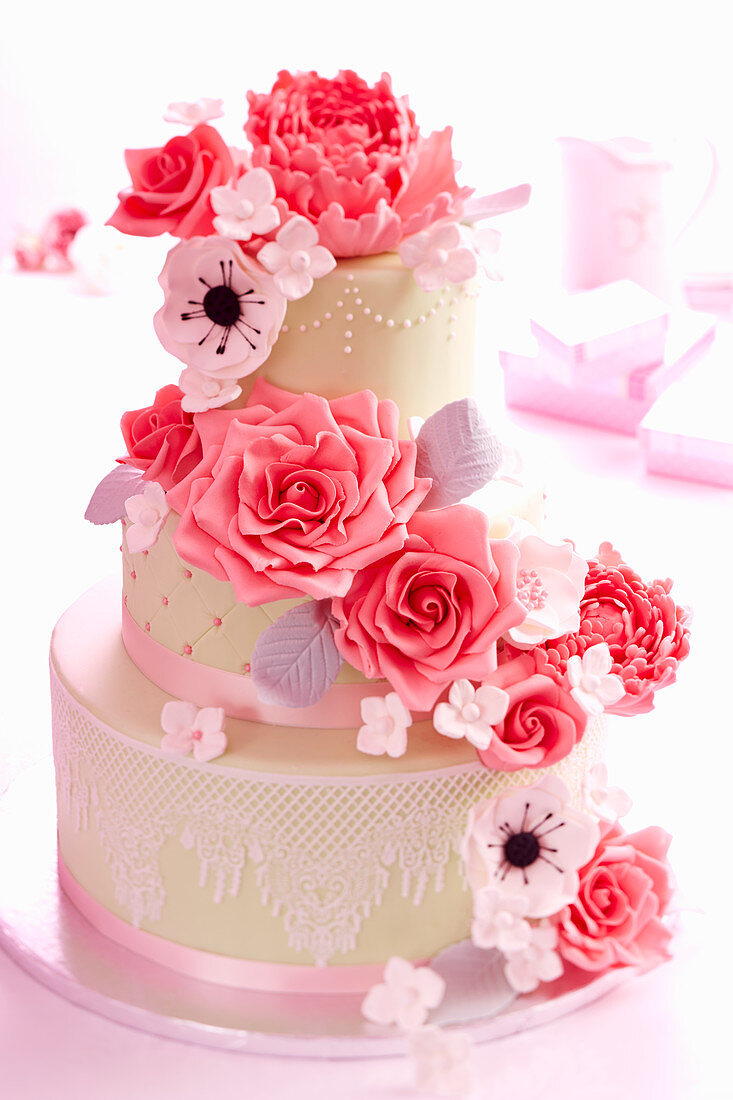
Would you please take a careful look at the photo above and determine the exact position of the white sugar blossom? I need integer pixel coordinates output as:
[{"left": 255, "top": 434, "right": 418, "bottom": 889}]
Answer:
[
  {"left": 471, "top": 887, "right": 532, "bottom": 953},
  {"left": 433, "top": 679, "right": 509, "bottom": 751},
  {"left": 357, "top": 693, "right": 412, "bottom": 759},
  {"left": 567, "top": 643, "right": 625, "bottom": 717},
  {"left": 583, "top": 763, "right": 633, "bottom": 825},
  {"left": 163, "top": 97, "right": 224, "bottom": 126},
  {"left": 362, "top": 957, "right": 445, "bottom": 1030},
  {"left": 258, "top": 215, "right": 336, "bottom": 300},
  {"left": 503, "top": 920, "right": 564, "bottom": 994},
  {"left": 210, "top": 168, "right": 281, "bottom": 241},
  {"left": 399, "top": 221, "right": 478, "bottom": 293},
  {"left": 124, "top": 481, "right": 169, "bottom": 553},
  {"left": 408, "top": 1026, "right": 473, "bottom": 1097},
  {"left": 160, "top": 701, "right": 227, "bottom": 763},
  {"left": 179, "top": 367, "right": 242, "bottom": 413}
]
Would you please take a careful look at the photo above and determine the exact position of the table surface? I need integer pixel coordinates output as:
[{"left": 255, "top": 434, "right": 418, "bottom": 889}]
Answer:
[{"left": 0, "top": 270, "right": 731, "bottom": 1100}]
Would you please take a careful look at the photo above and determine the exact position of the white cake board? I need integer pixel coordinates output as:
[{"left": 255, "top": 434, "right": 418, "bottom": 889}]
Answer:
[{"left": 0, "top": 759, "right": 637, "bottom": 1059}]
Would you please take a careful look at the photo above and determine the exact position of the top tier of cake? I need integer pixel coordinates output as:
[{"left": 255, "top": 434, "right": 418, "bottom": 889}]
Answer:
[{"left": 233, "top": 254, "right": 478, "bottom": 432}]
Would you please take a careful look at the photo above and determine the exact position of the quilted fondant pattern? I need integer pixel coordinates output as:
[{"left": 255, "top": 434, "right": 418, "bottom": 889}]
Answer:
[{"left": 121, "top": 513, "right": 366, "bottom": 681}]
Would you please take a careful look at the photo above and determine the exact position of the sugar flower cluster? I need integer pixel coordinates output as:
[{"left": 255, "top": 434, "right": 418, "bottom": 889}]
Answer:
[{"left": 105, "top": 70, "right": 529, "bottom": 408}]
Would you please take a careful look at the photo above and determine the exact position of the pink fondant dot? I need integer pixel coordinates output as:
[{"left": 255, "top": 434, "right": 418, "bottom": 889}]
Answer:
[
  {"left": 299, "top": 323, "right": 307, "bottom": 332},
  {"left": 403, "top": 319, "right": 412, "bottom": 329},
  {"left": 325, "top": 311, "right": 332, "bottom": 320},
  {"left": 130, "top": 570, "right": 136, "bottom": 580},
  {"left": 386, "top": 319, "right": 394, "bottom": 328},
  {"left": 244, "top": 662, "right": 251, "bottom": 673},
  {"left": 345, "top": 330, "right": 352, "bottom": 339},
  {"left": 363, "top": 307, "right": 371, "bottom": 315},
  {"left": 282, "top": 324, "right": 289, "bottom": 334},
  {"left": 143, "top": 549, "right": 149, "bottom": 556},
  {"left": 336, "top": 300, "right": 343, "bottom": 308},
  {"left": 344, "top": 286, "right": 351, "bottom": 293},
  {"left": 419, "top": 315, "right": 426, "bottom": 324},
  {"left": 121, "top": 518, "right": 126, "bottom": 527},
  {"left": 346, "top": 313, "right": 354, "bottom": 321},
  {"left": 184, "top": 569, "right": 192, "bottom": 579},
  {"left": 355, "top": 298, "right": 362, "bottom": 305},
  {"left": 374, "top": 314, "right": 382, "bottom": 323},
  {"left": 145, "top": 622, "right": 150, "bottom": 632},
  {"left": 213, "top": 617, "right": 222, "bottom": 626},
  {"left": 119, "top": 545, "right": 123, "bottom": 553},
  {"left": 183, "top": 644, "right": 192, "bottom": 656},
  {"left": 123, "top": 594, "right": 127, "bottom": 606},
  {"left": 313, "top": 319, "right": 321, "bottom": 329},
  {"left": 344, "top": 345, "right": 352, "bottom": 354},
  {"left": 162, "top": 596, "right": 168, "bottom": 605},
  {"left": 347, "top": 273, "right": 355, "bottom": 282}
]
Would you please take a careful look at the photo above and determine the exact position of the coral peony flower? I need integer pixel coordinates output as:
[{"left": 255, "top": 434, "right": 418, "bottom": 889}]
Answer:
[
  {"left": 245, "top": 69, "right": 471, "bottom": 256},
  {"left": 153, "top": 237, "right": 286, "bottom": 379},
  {"left": 166, "top": 378, "right": 430, "bottom": 605},
  {"left": 119, "top": 384, "right": 203, "bottom": 491},
  {"left": 107, "top": 124, "right": 234, "bottom": 238},
  {"left": 462, "top": 775, "right": 599, "bottom": 918},
  {"left": 333, "top": 508, "right": 524, "bottom": 712},
  {"left": 526, "top": 557, "right": 691, "bottom": 716},
  {"left": 553, "top": 823, "right": 675, "bottom": 971},
  {"left": 476, "top": 652, "right": 588, "bottom": 772}
]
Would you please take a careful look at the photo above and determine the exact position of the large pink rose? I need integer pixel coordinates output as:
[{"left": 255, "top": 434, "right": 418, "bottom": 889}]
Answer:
[
  {"left": 119, "top": 385, "right": 202, "bottom": 492},
  {"left": 515, "top": 558, "right": 691, "bottom": 716},
  {"left": 107, "top": 125, "right": 234, "bottom": 238},
  {"left": 553, "top": 823, "right": 674, "bottom": 971},
  {"left": 165, "top": 378, "right": 430, "bottom": 605},
  {"left": 477, "top": 653, "right": 588, "bottom": 772},
  {"left": 332, "top": 507, "right": 524, "bottom": 711},
  {"left": 245, "top": 69, "right": 471, "bottom": 256}
]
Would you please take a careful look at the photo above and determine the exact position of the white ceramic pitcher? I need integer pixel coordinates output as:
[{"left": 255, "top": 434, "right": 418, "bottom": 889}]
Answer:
[{"left": 558, "top": 135, "right": 717, "bottom": 300}]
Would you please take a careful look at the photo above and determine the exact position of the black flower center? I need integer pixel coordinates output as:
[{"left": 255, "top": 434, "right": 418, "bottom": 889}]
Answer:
[
  {"left": 203, "top": 284, "right": 241, "bottom": 327},
  {"left": 504, "top": 831, "right": 540, "bottom": 868}
]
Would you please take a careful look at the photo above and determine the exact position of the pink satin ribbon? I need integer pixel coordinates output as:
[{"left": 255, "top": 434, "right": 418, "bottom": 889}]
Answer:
[
  {"left": 121, "top": 605, "right": 409, "bottom": 729},
  {"left": 58, "top": 859, "right": 411, "bottom": 995}
]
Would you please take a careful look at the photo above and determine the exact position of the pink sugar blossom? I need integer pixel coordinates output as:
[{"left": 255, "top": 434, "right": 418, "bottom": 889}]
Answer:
[
  {"left": 583, "top": 763, "right": 633, "bottom": 825},
  {"left": 357, "top": 693, "right": 412, "bottom": 758},
  {"left": 566, "top": 643, "right": 625, "bottom": 716},
  {"left": 408, "top": 1026, "right": 473, "bottom": 1097},
  {"left": 160, "top": 701, "right": 227, "bottom": 762},
  {"left": 124, "top": 482, "right": 169, "bottom": 553},
  {"left": 178, "top": 368, "right": 242, "bottom": 413},
  {"left": 163, "top": 98, "right": 225, "bottom": 126},
  {"left": 258, "top": 215, "right": 336, "bottom": 299},
  {"left": 210, "top": 168, "right": 281, "bottom": 241},
  {"left": 504, "top": 529, "right": 588, "bottom": 650},
  {"left": 471, "top": 888, "right": 532, "bottom": 953},
  {"left": 399, "top": 221, "right": 478, "bottom": 292},
  {"left": 361, "top": 957, "right": 445, "bottom": 1030},
  {"left": 503, "top": 920, "right": 563, "bottom": 993},
  {"left": 433, "top": 679, "right": 509, "bottom": 752}
]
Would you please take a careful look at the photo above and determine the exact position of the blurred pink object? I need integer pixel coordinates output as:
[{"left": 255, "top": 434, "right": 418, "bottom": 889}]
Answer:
[
  {"left": 558, "top": 137, "right": 717, "bottom": 299},
  {"left": 13, "top": 231, "right": 45, "bottom": 271},
  {"left": 639, "top": 339, "right": 733, "bottom": 488},
  {"left": 41, "top": 208, "right": 88, "bottom": 271},
  {"left": 500, "top": 309, "right": 715, "bottom": 435}
]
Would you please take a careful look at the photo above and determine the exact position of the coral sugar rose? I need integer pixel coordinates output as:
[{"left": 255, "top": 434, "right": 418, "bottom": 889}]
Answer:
[
  {"left": 166, "top": 379, "right": 430, "bottom": 606},
  {"left": 108, "top": 125, "right": 234, "bottom": 238},
  {"left": 332, "top": 507, "right": 524, "bottom": 711},
  {"left": 119, "top": 385, "right": 203, "bottom": 491},
  {"left": 477, "top": 653, "right": 588, "bottom": 772},
  {"left": 553, "top": 824, "right": 674, "bottom": 971},
  {"left": 245, "top": 69, "right": 471, "bottom": 256}
]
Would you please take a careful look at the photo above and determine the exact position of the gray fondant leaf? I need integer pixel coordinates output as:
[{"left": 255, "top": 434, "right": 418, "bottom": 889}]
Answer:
[
  {"left": 251, "top": 600, "right": 343, "bottom": 708},
  {"left": 415, "top": 397, "right": 503, "bottom": 510},
  {"left": 85, "top": 465, "right": 145, "bottom": 525}
]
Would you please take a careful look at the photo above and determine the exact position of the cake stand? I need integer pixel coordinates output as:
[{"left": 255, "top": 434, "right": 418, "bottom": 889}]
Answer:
[{"left": 0, "top": 758, "right": 636, "bottom": 1058}]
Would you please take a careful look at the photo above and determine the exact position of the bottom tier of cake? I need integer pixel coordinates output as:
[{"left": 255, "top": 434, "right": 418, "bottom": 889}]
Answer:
[{"left": 51, "top": 579, "right": 604, "bottom": 994}]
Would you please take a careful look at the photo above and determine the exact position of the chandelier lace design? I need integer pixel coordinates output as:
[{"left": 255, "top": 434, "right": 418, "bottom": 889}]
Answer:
[{"left": 51, "top": 666, "right": 604, "bottom": 964}]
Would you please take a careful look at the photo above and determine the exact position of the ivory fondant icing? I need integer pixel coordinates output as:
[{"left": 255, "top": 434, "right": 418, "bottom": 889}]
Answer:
[{"left": 52, "top": 580, "right": 604, "bottom": 986}]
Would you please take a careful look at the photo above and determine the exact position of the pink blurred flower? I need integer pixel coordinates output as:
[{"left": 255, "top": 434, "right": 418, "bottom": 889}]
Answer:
[
  {"left": 41, "top": 208, "right": 88, "bottom": 270},
  {"left": 12, "top": 231, "right": 45, "bottom": 272},
  {"left": 503, "top": 920, "right": 563, "bottom": 993},
  {"left": 526, "top": 558, "right": 691, "bottom": 716},
  {"left": 245, "top": 69, "right": 471, "bottom": 256},
  {"left": 163, "top": 98, "right": 225, "bottom": 126},
  {"left": 361, "top": 957, "right": 445, "bottom": 1030},
  {"left": 553, "top": 823, "right": 675, "bottom": 971},
  {"left": 399, "top": 221, "right": 477, "bottom": 292}
]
